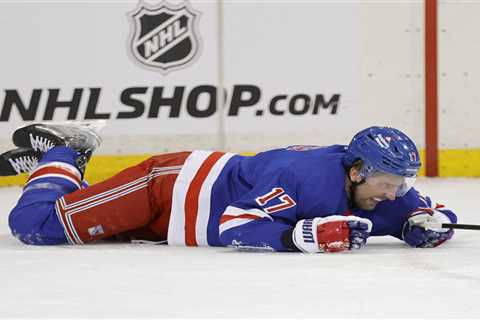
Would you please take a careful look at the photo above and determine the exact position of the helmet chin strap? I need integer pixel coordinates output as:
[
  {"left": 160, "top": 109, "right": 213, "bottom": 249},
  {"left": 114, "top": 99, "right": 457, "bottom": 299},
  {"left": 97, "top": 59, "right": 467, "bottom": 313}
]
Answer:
[{"left": 346, "top": 168, "right": 366, "bottom": 210}]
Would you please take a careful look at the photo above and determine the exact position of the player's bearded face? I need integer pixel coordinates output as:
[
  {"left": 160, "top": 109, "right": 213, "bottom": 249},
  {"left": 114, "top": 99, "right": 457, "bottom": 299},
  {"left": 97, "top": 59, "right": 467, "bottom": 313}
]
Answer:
[{"left": 353, "top": 173, "right": 405, "bottom": 210}]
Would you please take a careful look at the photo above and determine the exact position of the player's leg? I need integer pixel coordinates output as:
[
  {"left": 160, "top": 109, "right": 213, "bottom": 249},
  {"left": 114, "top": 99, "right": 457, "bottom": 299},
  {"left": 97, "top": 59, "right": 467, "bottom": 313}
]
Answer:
[
  {"left": 6, "top": 122, "right": 102, "bottom": 244},
  {"left": 108, "top": 152, "right": 190, "bottom": 242},
  {"left": 55, "top": 152, "right": 190, "bottom": 244},
  {"left": 4, "top": 122, "right": 188, "bottom": 245},
  {"left": 8, "top": 146, "right": 88, "bottom": 244}
]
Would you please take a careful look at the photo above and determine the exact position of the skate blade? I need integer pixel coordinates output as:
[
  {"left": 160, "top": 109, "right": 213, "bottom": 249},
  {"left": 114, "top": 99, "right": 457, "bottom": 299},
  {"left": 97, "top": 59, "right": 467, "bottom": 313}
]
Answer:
[{"left": 15, "top": 120, "right": 108, "bottom": 135}]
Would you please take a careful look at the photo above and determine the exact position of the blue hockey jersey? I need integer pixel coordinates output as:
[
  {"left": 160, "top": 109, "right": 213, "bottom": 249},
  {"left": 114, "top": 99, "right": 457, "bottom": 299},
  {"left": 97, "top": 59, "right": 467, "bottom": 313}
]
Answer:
[{"left": 166, "top": 145, "right": 457, "bottom": 251}]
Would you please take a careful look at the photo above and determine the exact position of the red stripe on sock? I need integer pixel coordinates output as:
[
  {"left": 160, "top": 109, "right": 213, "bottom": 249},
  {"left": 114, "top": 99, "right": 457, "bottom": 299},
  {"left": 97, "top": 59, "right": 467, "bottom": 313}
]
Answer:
[{"left": 28, "top": 166, "right": 81, "bottom": 185}]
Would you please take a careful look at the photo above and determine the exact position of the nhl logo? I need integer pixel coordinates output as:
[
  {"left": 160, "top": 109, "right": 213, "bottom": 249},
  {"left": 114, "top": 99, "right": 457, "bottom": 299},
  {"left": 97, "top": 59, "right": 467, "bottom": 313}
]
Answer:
[{"left": 128, "top": 1, "right": 201, "bottom": 74}]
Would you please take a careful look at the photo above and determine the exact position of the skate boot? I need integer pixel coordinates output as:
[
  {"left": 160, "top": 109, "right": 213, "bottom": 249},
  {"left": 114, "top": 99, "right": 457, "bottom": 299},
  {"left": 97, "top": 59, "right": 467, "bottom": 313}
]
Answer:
[
  {"left": 0, "top": 147, "right": 41, "bottom": 176},
  {"left": 12, "top": 122, "right": 103, "bottom": 173}
]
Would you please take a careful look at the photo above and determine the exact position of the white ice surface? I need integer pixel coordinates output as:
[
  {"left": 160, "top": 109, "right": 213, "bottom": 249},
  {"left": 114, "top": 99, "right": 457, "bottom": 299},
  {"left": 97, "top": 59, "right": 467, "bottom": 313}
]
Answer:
[{"left": 1, "top": 178, "right": 480, "bottom": 318}]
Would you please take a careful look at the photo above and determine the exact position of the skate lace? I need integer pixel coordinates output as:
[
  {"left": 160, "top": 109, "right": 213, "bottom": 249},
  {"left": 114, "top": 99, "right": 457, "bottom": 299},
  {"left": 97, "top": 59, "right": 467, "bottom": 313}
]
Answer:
[
  {"left": 8, "top": 156, "right": 38, "bottom": 174},
  {"left": 29, "top": 133, "right": 56, "bottom": 152}
]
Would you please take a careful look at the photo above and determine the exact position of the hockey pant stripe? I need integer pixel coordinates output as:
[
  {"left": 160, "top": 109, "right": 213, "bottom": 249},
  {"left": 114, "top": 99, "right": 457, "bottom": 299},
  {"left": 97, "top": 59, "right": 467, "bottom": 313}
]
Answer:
[
  {"left": 59, "top": 165, "right": 183, "bottom": 210},
  {"left": 55, "top": 167, "right": 181, "bottom": 245}
]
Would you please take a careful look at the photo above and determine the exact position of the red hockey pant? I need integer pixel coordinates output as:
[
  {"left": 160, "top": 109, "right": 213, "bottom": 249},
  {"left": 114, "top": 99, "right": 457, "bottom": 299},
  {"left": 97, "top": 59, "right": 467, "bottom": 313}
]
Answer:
[{"left": 55, "top": 152, "right": 191, "bottom": 244}]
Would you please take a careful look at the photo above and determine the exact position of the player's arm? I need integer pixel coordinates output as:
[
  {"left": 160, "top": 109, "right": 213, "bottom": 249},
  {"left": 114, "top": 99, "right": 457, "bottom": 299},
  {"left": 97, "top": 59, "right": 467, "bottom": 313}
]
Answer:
[
  {"left": 218, "top": 170, "right": 372, "bottom": 252},
  {"left": 219, "top": 206, "right": 373, "bottom": 252},
  {"left": 218, "top": 206, "right": 296, "bottom": 251}
]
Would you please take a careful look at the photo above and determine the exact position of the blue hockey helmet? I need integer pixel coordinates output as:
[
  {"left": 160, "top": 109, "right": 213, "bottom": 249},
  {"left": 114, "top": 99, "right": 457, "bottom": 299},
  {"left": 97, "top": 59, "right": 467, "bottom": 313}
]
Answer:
[{"left": 343, "top": 126, "right": 421, "bottom": 196}]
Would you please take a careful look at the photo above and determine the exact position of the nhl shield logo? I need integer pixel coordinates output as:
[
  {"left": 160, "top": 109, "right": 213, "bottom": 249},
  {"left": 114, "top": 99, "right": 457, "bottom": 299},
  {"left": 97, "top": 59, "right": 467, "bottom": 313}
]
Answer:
[{"left": 128, "top": 1, "right": 201, "bottom": 74}]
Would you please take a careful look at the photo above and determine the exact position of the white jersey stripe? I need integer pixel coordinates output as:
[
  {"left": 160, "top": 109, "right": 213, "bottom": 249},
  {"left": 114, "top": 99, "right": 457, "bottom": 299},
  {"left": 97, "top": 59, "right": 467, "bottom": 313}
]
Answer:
[
  {"left": 219, "top": 218, "right": 258, "bottom": 234},
  {"left": 169, "top": 151, "right": 212, "bottom": 246},
  {"left": 195, "top": 153, "right": 237, "bottom": 246},
  {"left": 221, "top": 206, "right": 273, "bottom": 220}
]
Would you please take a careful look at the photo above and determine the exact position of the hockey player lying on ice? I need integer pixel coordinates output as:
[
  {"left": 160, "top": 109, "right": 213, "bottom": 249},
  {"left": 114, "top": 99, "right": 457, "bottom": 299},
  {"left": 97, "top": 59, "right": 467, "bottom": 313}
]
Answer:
[{"left": 0, "top": 123, "right": 456, "bottom": 253}]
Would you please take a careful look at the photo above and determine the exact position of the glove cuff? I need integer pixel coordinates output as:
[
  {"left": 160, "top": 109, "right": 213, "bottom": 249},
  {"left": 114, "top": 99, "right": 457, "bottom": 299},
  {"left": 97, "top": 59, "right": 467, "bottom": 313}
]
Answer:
[{"left": 292, "top": 219, "right": 323, "bottom": 253}]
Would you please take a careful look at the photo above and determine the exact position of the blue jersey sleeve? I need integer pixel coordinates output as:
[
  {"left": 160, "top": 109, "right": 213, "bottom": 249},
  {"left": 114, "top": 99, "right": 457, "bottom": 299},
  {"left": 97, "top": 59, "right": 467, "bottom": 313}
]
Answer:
[{"left": 218, "top": 169, "right": 299, "bottom": 251}]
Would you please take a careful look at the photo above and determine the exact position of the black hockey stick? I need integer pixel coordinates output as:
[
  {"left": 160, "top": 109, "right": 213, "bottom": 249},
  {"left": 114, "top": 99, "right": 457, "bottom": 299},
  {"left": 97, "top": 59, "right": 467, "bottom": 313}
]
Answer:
[
  {"left": 441, "top": 223, "right": 480, "bottom": 230},
  {"left": 422, "top": 222, "right": 480, "bottom": 230}
]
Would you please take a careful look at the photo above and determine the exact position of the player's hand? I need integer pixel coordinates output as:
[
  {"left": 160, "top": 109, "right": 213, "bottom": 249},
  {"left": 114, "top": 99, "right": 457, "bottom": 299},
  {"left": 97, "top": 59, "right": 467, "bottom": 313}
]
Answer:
[
  {"left": 402, "top": 208, "right": 454, "bottom": 248},
  {"left": 292, "top": 215, "right": 373, "bottom": 253}
]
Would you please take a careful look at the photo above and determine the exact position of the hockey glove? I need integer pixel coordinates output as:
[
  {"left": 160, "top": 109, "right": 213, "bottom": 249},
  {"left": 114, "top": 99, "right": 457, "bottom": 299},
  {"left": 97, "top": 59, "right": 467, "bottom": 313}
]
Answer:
[
  {"left": 292, "top": 215, "right": 373, "bottom": 253},
  {"left": 402, "top": 208, "right": 454, "bottom": 248}
]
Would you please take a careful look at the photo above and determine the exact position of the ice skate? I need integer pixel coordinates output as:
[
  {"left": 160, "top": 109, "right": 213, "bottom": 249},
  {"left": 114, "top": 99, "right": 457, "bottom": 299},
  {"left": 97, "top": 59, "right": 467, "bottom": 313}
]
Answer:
[
  {"left": 0, "top": 147, "right": 41, "bottom": 176},
  {"left": 12, "top": 121, "right": 104, "bottom": 172}
]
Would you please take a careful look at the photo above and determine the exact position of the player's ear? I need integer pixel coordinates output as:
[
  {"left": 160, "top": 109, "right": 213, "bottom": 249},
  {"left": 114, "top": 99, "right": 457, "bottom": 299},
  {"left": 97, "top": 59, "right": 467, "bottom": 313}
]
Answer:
[{"left": 348, "top": 163, "right": 363, "bottom": 183}]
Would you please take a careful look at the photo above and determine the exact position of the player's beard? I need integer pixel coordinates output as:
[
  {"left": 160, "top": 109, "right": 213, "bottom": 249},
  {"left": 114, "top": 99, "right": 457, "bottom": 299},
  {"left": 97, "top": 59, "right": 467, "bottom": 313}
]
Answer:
[{"left": 350, "top": 184, "right": 379, "bottom": 211}]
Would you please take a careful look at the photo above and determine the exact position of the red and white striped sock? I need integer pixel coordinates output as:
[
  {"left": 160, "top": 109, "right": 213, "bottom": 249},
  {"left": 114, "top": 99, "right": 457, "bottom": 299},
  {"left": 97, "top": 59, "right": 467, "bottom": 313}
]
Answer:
[{"left": 26, "top": 161, "right": 82, "bottom": 190}]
